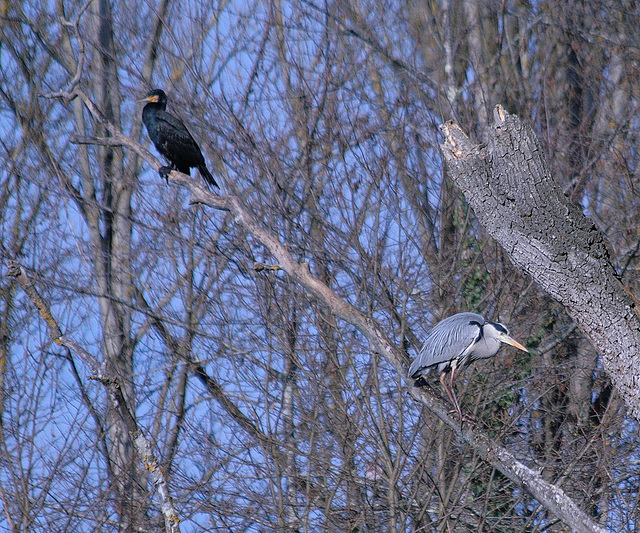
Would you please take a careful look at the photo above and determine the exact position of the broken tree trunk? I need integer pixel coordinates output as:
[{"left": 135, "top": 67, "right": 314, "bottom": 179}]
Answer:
[{"left": 440, "top": 105, "right": 640, "bottom": 421}]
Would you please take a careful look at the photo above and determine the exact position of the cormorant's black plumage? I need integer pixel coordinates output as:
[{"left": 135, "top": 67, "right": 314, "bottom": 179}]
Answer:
[{"left": 141, "top": 89, "right": 219, "bottom": 188}]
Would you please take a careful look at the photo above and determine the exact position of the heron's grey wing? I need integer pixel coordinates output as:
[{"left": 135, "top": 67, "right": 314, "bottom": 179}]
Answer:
[{"left": 409, "top": 313, "right": 484, "bottom": 378}]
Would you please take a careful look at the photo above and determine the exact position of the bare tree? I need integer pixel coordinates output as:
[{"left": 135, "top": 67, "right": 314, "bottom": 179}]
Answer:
[{"left": 3, "top": 0, "right": 640, "bottom": 531}]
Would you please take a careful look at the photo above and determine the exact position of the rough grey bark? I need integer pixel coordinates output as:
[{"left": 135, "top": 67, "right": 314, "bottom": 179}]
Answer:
[{"left": 440, "top": 105, "right": 640, "bottom": 422}]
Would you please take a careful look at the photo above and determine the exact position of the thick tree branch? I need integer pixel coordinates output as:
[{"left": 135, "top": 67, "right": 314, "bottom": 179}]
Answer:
[
  {"left": 440, "top": 105, "right": 640, "bottom": 424},
  {"left": 64, "top": 94, "right": 605, "bottom": 533}
]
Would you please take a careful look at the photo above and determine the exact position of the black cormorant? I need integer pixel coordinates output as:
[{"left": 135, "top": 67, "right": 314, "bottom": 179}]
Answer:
[{"left": 140, "top": 89, "right": 219, "bottom": 188}]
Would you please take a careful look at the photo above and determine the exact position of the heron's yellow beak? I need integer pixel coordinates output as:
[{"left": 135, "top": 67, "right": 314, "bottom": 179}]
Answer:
[{"left": 501, "top": 335, "right": 528, "bottom": 352}]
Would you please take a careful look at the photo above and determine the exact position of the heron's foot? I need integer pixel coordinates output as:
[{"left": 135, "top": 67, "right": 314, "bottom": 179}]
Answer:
[
  {"left": 158, "top": 165, "right": 173, "bottom": 180},
  {"left": 448, "top": 409, "right": 477, "bottom": 426}
]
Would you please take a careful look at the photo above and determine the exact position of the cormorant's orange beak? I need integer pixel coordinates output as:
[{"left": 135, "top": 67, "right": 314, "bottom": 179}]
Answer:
[{"left": 138, "top": 95, "right": 159, "bottom": 103}]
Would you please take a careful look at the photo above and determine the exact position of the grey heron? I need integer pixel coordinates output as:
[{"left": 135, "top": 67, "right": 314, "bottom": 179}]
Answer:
[{"left": 409, "top": 312, "right": 528, "bottom": 419}]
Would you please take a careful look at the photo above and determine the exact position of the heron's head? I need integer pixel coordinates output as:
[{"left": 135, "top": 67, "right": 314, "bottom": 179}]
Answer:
[{"left": 490, "top": 322, "right": 528, "bottom": 352}]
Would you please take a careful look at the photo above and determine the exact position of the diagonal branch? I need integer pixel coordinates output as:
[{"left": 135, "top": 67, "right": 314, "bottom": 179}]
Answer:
[{"left": 61, "top": 92, "right": 606, "bottom": 533}]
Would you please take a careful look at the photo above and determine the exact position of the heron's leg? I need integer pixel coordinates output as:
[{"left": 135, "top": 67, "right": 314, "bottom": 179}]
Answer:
[
  {"left": 449, "top": 368, "right": 464, "bottom": 420},
  {"left": 440, "top": 370, "right": 463, "bottom": 419},
  {"left": 440, "top": 369, "right": 475, "bottom": 425}
]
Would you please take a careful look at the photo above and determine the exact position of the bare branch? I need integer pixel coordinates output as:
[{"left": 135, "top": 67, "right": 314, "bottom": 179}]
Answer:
[{"left": 8, "top": 259, "right": 181, "bottom": 533}]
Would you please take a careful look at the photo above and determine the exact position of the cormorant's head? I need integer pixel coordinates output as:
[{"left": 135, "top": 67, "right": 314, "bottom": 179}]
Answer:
[{"left": 139, "top": 89, "right": 167, "bottom": 109}]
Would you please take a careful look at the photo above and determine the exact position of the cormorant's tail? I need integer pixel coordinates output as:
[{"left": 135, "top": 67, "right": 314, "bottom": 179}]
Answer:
[{"left": 198, "top": 165, "right": 219, "bottom": 189}]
